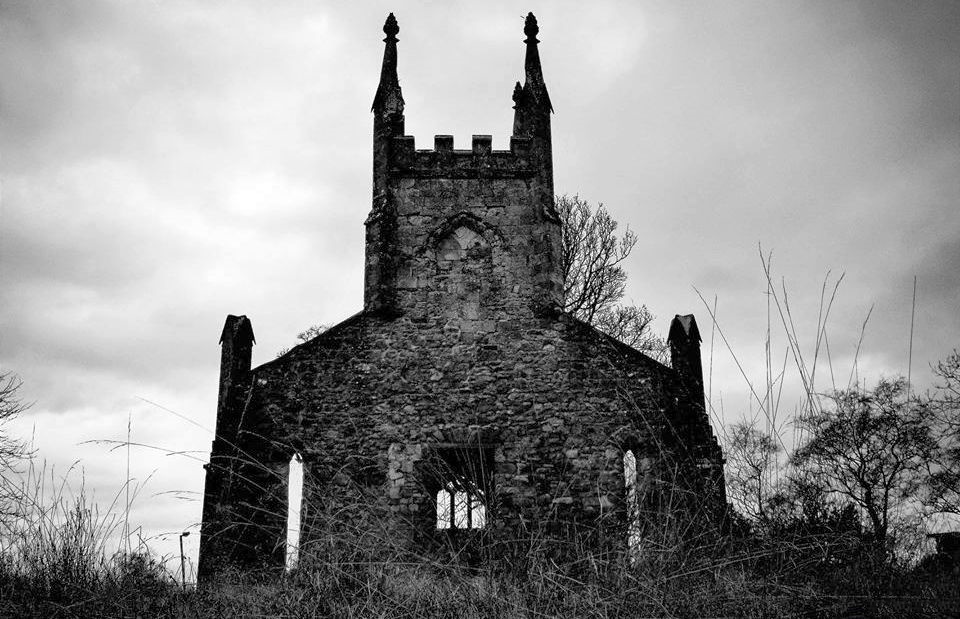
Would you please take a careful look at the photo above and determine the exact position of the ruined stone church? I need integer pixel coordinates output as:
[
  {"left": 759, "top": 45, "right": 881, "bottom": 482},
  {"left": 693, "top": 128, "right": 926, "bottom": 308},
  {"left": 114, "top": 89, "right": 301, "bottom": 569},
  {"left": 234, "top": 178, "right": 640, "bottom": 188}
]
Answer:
[{"left": 199, "top": 13, "right": 725, "bottom": 580}]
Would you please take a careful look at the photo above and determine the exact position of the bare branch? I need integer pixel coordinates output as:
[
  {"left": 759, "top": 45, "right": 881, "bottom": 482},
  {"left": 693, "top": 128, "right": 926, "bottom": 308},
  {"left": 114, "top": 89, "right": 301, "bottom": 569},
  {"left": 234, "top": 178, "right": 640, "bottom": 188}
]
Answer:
[{"left": 557, "top": 195, "right": 664, "bottom": 359}]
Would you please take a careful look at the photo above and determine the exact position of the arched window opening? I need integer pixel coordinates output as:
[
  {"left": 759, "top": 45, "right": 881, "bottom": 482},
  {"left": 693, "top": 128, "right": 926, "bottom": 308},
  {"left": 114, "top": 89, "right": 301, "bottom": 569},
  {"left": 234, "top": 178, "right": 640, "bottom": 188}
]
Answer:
[
  {"left": 623, "top": 450, "right": 641, "bottom": 552},
  {"left": 286, "top": 453, "right": 303, "bottom": 570}
]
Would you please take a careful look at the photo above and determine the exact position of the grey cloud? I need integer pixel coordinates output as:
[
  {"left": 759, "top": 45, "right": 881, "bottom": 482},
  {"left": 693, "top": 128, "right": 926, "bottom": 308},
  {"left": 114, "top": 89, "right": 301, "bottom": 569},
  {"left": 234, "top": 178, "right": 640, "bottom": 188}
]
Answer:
[{"left": 1, "top": 0, "right": 958, "bottom": 565}]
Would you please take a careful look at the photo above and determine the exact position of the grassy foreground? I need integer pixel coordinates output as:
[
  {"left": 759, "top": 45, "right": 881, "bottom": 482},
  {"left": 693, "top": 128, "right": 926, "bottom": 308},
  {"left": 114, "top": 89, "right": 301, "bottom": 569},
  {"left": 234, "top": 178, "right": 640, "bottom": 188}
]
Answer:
[{"left": 0, "top": 484, "right": 957, "bottom": 619}]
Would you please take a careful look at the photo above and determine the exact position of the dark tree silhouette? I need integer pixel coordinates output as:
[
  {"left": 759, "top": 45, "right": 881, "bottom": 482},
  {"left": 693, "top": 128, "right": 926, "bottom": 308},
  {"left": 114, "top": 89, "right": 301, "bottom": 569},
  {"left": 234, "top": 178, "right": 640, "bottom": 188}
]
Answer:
[
  {"left": 725, "top": 420, "right": 780, "bottom": 524},
  {"left": 557, "top": 195, "right": 667, "bottom": 361},
  {"left": 926, "top": 350, "right": 960, "bottom": 516},
  {"left": 0, "top": 372, "right": 29, "bottom": 515},
  {"left": 277, "top": 324, "right": 329, "bottom": 358},
  {"left": 793, "top": 377, "right": 936, "bottom": 548}
]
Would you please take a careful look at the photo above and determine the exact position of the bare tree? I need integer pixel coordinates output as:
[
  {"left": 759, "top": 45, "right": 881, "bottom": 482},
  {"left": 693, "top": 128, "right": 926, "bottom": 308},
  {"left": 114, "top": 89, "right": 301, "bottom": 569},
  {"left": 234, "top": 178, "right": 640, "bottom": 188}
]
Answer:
[
  {"left": 0, "top": 373, "right": 28, "bottom": 464},
  {"left": 277, "top": 324, "right": 329, "bottom": 358},
  {"left": 725, "top": 420, "right": 780, "bottom": 524},
  {"left": 792, "top": 377, "right": 936, "bottom": 548},
  {"left": 557, "top": 195, "right": 667, "bottom": 361},
  {"left": 0, "top": 372, "right": 29, "bottom": 515},
  {"left": 926, "top": 350, "right": 960, "bottom": 515}
]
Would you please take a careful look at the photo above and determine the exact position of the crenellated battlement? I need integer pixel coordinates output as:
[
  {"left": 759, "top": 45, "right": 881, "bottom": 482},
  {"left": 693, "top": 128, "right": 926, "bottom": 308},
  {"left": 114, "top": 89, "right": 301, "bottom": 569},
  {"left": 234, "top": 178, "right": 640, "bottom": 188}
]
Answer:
[{"left": 389, "top": 134, "right": 535, "bottom": 179}]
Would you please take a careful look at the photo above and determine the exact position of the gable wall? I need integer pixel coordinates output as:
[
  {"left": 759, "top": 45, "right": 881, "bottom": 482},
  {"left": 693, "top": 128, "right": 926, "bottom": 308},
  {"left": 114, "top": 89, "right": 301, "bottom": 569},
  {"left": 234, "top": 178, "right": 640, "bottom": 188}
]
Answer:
[{"left": 204, "top": 311, "right": 721, "bottom": 569}]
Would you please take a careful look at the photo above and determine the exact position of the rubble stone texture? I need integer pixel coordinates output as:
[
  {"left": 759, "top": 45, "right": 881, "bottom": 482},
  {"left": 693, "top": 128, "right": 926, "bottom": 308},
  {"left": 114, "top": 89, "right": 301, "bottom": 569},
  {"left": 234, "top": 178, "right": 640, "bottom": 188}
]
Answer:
[{"left": 198, "top": 13, "right": 726, "bottom": 580}]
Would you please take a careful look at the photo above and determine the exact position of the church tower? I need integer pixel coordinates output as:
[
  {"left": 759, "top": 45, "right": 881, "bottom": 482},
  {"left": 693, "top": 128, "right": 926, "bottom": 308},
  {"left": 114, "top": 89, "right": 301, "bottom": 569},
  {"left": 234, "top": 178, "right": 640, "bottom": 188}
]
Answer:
[{"left": 364, "top": 13, "right": 562, "bottom": 320}]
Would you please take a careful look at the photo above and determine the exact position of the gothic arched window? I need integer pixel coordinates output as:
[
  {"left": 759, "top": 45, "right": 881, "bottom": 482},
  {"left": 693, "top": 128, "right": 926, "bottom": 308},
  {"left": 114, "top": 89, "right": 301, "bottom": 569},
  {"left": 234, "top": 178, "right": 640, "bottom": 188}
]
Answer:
[
  {"left": 286, "top": 453, "right": 303, "bottom": 570},
  {"left": 623, "top": 449, "right": 642, "bottom": 552}
]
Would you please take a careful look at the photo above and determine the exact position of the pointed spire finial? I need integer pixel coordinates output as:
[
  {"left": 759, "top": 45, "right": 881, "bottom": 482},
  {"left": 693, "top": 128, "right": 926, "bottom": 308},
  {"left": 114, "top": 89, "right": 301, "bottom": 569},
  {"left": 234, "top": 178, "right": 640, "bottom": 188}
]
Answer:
[
  {"left": 383, "top": 12, "right": 399, "bottom": 40},
  {"left": 519, "top": 12, "right": 551, "bottom": 113},
  {"left": 512, "top": 81, "right": 523, "bottom": 105},
  {"left": 372, "top": 13, "right": 403, "bottom": 114},
  {"left": 524, "top": 12, "right": 539, "bottom": 42}
]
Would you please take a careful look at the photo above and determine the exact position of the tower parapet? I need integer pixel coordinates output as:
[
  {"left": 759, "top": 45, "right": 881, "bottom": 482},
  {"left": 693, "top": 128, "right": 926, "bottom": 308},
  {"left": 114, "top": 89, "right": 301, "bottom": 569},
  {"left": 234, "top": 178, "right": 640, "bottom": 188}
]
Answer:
[{"left": 387, "top": 134, "right": 535, "bottom": 179}]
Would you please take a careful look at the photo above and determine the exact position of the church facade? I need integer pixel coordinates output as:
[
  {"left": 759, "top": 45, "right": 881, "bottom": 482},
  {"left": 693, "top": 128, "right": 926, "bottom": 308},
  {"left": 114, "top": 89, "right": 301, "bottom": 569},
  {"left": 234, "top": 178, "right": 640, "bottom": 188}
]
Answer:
[{"left": 198, "top": 13, "right": 725, "bottom": 580}]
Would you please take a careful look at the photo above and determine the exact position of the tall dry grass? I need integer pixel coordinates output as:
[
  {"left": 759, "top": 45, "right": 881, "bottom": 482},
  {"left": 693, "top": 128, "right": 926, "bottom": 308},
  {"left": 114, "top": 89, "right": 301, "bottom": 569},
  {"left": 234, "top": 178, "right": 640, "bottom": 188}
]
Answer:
[
  {"left": 1, "top": 426, "right": 956, "bottom": 616},
  {"left": 0, "top": 459, "right": 179, "bottom": 617}
]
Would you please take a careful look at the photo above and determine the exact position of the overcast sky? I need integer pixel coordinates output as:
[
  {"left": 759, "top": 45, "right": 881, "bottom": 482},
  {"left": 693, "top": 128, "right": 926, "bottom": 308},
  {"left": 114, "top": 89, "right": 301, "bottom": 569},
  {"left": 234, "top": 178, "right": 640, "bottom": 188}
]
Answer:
[{"left": 2, "top": 1, "right": 958, "bottom": 575}]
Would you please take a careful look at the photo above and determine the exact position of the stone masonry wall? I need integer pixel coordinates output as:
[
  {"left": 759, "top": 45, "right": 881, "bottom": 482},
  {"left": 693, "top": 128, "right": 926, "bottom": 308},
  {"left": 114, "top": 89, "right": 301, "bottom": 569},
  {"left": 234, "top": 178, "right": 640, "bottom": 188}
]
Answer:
[
  {"left": 203, "top": 308, "right": 721, "bottom": 571},
  {"left": 367, "top": 133, "right": 562, "bottom": 319}
]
